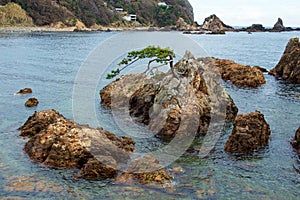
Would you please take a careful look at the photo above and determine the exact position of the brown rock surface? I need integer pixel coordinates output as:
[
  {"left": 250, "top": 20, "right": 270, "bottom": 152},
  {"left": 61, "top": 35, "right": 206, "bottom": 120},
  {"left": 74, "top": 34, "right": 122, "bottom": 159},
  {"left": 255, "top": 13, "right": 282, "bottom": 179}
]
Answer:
[
  {"left": 16, "top": 88, "right": 32, "bottom": 95},
  {"left": 100, "top": 74, "right": 147, "bottom": 107},
  {"left": 224, "top": 111, "right": 271, "bottom": 153},
  {"left": 269, "top": 38, "right": 300, "bottom": 83},
  {"left": 18, "top": 110, "right": 135, "bottom": 180},
  {"left": 25, "top": 97, "right": 39, "bottom": 107},
  {"left": 291, "top": 127, "right": 300, "bottom": 154},
  {"left": 200, "top": 58, "right": 266, "bottom": 87},
  {"left": 100, "top": 51, "right": 238, "bottom": 138}
]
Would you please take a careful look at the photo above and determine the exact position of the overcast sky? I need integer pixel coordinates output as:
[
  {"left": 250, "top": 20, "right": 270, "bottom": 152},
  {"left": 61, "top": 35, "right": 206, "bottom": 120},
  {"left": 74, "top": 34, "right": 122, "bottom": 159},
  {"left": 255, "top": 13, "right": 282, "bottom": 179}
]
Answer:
[{"left": 189, "top": 0, "right": 300, "bottom": 27}]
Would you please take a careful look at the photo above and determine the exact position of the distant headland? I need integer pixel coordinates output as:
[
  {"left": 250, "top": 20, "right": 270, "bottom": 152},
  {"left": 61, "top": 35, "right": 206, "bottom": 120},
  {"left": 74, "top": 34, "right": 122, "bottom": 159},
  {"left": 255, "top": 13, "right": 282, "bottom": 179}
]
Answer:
[{"left": 0, "top": 1, "right": 299, "bottom": 33}]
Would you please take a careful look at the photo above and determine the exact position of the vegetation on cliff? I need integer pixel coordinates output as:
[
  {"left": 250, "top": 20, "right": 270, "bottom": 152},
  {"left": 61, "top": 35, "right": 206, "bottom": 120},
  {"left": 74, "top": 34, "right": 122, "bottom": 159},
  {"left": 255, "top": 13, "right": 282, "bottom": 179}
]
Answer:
[
  {"left": 0, "top": 0, "right": 194, "bottom": 27},
  {"left": 0, "top": 2, "right": 33, "bottom": 26}
]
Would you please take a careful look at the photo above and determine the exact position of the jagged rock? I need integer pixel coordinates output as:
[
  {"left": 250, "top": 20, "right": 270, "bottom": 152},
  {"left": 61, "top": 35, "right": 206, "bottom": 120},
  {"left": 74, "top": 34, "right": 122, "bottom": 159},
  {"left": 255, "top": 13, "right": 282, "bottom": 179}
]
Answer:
[
  {"left": 176, "top": 17, "right": 188, "bottom": 31},
  {"left": 100, "top": 51, "right": 238, "bottom": 138},
  {"left": 116, "top": 155, "right": 172, "bottom": 186},
  {"left": 269, "top": 38, "right": 300, "bottom": 83},
  {"left": 291, "top": 127, "right": 300, "bottom": 154},
  {"left": 201, "top": 14, "right": 233, "bottom": 32},
  {"left": 16, "top": 88, "right": 32, "bottom": 95},
  {"left": 273, "top": 18, "right": 285, "bottom": 31},
  {"left": 246, "top": 24, "right": 265, "bottom": 32},
  {"left": 224, "top": 111, "right": 271, "bottom": 153},
  {"left": 25, "top": 98, "right": 39, "bottom": 107},
  {"left": 18, "top": 110, "right": 135, "bottom": 180},
  {"left": 199, "top": 58, "right": 266, "bottom": 87}
]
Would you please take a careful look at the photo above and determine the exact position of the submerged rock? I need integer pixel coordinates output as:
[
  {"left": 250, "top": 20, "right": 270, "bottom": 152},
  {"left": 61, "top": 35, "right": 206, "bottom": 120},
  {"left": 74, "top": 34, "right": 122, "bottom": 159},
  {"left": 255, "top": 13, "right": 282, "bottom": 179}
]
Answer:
[
  {"left": 199, "top": 57, "right": 266, "bottom": 87},
  {"left": 18, "top": 110, "right": 135, "bottom": 180},
  {"left": 224, "top": 111, "right": 271, "bottom": 153},
  {"left": 16, "top": 88, "right": 32, "bottom": 95},
  {"left": 116, "top": 155, "right": 172, "bottom": 186},
  {"left": 25, "top": 98, "right": 39, "bottom": 107},
  {"left": 100, "top": 51, "right": 238, "bottom": 138},
  {"left": 291, "top": 127, "right": 300, "bottom": 154},
  {"left": 269, "top": 38, "right": 300, "bottom": 83}
]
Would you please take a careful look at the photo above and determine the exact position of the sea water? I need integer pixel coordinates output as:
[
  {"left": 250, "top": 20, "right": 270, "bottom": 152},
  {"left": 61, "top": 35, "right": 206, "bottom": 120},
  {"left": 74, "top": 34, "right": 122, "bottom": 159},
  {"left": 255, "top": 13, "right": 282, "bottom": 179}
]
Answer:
[{"left": 0, "top": 31, "right": 299, "bottom": 199}]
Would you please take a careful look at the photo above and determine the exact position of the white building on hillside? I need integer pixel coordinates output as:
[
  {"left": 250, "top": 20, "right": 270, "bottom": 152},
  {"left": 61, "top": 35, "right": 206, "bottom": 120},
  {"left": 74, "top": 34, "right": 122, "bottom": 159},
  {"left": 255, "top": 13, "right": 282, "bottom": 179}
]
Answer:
[
  {"left": 123, "top": 14, "right": 137, "bottom": 22},
  {"left": 158, "top": 2, "right": 168, "bottom": 7}
]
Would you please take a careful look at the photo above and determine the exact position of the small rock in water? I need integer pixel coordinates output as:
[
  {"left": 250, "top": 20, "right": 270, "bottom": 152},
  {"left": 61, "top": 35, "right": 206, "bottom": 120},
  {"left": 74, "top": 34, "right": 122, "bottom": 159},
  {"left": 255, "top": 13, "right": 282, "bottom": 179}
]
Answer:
[
  {"left": 172, "top": 166, "right": 184, "bottom": 174},
  {"left": 291, "top": 127, "right": 300, "bottom": 155},
  {"left": 25, "top": 97, "right": 39, "bottom": 107},
  {"left": 224, "top": 110, "right": 271, "bottom": 153},
  {"left": 16, "top": 88, "right": 32, "bottom": 95}
]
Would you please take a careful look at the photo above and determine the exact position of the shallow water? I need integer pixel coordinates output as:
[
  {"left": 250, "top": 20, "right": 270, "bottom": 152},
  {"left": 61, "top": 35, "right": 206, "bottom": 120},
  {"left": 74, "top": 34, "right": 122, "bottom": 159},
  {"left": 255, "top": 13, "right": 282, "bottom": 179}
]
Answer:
[{"left": 0, "top": 31, "right": 299, "bottom": 199}]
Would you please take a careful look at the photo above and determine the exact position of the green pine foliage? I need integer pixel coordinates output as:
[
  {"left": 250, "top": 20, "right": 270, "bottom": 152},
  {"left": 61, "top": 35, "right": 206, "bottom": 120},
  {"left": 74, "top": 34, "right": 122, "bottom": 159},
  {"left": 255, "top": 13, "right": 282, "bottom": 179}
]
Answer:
[{"left": 107, "top": 46, "right": 175, "bottom": 79}]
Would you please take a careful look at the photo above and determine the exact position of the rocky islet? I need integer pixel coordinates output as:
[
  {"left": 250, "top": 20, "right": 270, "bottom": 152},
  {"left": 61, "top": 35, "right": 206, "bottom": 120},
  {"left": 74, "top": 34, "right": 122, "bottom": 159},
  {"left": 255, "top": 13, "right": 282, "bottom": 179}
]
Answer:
[{"left": 269, "top": 37, "right": 300, "bottom": 83}]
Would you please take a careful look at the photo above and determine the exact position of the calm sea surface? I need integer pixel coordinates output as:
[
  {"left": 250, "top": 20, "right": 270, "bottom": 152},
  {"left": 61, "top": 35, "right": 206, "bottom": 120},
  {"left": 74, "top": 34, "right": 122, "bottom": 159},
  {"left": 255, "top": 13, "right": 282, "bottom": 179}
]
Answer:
[{"left": 0, "top": 31, "right": 299, "bottom": 199}]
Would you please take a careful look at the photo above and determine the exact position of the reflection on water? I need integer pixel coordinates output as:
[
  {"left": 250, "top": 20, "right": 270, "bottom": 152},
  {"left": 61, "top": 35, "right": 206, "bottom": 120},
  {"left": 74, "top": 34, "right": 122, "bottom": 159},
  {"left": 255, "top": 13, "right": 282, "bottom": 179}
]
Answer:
[{"left": 0, "top": 31, "right": 300, "bottom": 199}]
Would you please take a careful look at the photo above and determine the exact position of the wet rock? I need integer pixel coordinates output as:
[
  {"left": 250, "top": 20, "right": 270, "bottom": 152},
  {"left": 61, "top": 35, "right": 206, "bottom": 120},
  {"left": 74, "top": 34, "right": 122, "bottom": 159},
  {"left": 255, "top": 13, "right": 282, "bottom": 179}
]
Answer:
[
  {"left": 207, "top": 30, "right": 226, "bottom": 35},
  {"left": 101, "top": 51, "right": 238, "bottom": 138},
  {"left": 269, "top": 38, "right": 300, "bottom": 83},
  {"left": 19, "top": 110, "right": 135, "bottom": 180},
  {"left": 25, "top": 97, "right": 39, "bottom": 107},
  {"left": 201, "top": 14, "right": 233, "bottom": 32},
  {"left": 200, "top": 58, "right": 266, "bottom": 87},
  {"left": 224, "top": 111, "right": 271, "bottom": 153},
  {"left": 116, "top": 155, "right": 172, "bottom": 186},
  {"left": 16, "top": 88, "right": 32, "bottom": 95},
  {"left": 291, "top": 127, "right": 300, "bottom": 154}
]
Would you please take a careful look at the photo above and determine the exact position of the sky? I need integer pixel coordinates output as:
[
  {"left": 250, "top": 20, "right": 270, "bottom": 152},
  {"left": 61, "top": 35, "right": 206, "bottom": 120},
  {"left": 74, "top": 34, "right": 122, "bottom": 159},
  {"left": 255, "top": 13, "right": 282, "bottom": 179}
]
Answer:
[{"left": 189, "top": 0, "right": 300, "bottom": 27}]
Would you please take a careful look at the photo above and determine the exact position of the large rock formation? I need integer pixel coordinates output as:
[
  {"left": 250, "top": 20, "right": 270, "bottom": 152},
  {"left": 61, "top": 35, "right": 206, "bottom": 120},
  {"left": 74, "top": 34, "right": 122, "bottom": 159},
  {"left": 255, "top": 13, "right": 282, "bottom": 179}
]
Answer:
[
  {"left": 199, "top": 57, "right": 266, "bottom": 87},
  {"left": 100, "top": 51, "right": 238, "bottom": 138},
  {"left": 19, "top": 110, "right": 135, "bottom": 180},
  {"left": 291, "top": 127, "right": 300, "bottom": 154},
  {"left": 201, "top": 14, "right": 233, "bottom": 33},
  {"left": 224, "top": 111, "right": 271, "bottom": 154},
  {"left": 245, "top": 24, "right": 266, "bottom": 32},
  {"left": 269, "top": 38, "right": 300, "bottom": 83},
  {"left": 272, "top": 18, "right": 285, "bottom": 31}
]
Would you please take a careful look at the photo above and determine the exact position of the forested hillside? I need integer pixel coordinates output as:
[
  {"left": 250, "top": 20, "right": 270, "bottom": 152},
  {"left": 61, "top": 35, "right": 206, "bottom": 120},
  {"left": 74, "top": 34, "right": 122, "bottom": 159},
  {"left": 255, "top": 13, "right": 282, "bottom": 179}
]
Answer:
[{"left": 0, "top": 0, "right": 194, "bottom": 27}]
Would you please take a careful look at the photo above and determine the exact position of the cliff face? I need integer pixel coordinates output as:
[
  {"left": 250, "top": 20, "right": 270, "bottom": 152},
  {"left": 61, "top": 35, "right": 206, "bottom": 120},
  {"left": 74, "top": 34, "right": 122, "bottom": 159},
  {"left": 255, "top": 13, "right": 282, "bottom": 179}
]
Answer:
[{"left": 0, "top": 0, "right": 194, "bottom": 27}]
